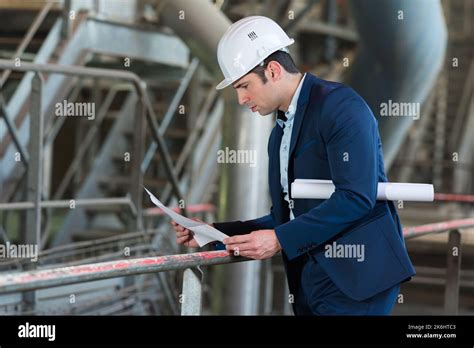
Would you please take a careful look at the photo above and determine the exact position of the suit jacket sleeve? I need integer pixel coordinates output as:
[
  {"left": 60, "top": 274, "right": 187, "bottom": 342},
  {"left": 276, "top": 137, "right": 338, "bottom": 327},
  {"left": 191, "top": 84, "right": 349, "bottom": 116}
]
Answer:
[
  {"left": 275, "top": 86, "right": 379, "bottom": 261},
  {"left": 211, "top": 213, "right": 275, "bottom": 250},
  {"left": 213, "top": 213, "right": 275, "bottom": 236}
]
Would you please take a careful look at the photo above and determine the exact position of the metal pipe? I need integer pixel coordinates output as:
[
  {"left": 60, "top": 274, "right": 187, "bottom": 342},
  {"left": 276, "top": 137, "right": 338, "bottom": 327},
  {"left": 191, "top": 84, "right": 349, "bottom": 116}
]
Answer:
[
  {"left": 403, "top": 218, "right": 474, "bottom": 239},
  {"left": 0, "top": 250, "right": 245, "bottom": 294},
  {"left": 26, "top": 73, "right": 44, "bottom": 249},
  {"left": 219, "top": 96, "right": 274, "bottom": 315},
  {"left": 434, "top": 193, "right": 474, "bottom": 203},
  {"left": 157, "top": 0, "right": 231, "bottom": 78},
  {"left": 444, "top": 229, "right": 461, "bottom": 315},
  {"left": 0, "top": 196, "right": 134, "bottom": 210},
  {"left": 131, "top": 95, "right": 146, "bottom": 230},
  {"left": 0, "top": 59, "right": 143, "bottom": 86},
  {"left": 181, "top": 268, "right": 203, "bottom": 315}
]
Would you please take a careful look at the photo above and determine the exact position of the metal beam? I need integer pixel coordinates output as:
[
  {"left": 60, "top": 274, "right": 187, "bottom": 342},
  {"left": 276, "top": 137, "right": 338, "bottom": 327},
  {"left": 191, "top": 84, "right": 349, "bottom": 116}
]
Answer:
[
  {"left": 131, "top": 95, "right": 145, "bottom": 230},
  {"left": 25, "top": 73, "right": 43, "bottom": 248}
]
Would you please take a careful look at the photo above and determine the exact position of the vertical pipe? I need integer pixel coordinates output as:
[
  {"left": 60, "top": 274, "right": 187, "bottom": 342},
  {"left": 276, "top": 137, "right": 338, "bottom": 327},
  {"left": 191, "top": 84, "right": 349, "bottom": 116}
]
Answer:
[
  {"left": 23, "top": 72, "right": 44, "bottom": 311},
  {"left": 181, "top": 268, "right": 203, "bottom": 315},
  {"left": 27, "top": 73, "right": 43, "bottom": 249},
  {"left": 263, "top": 258, "right": 274, "bottom": 315},
  {"left": 444, "top": 229, "right": 462, "bottom": 315},
  {"left": 433, "top": 73, "right": 447, "bottom": 190},
  {"left": 219, "top": 91, "right": 273, "bottom": 315}
]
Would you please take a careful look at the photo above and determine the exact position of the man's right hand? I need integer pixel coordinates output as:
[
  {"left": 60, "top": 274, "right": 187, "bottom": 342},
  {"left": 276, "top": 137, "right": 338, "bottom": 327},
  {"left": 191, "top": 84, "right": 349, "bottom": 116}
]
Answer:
[{"left": 171, "top": 218, "right": 209, "bottom": 248}]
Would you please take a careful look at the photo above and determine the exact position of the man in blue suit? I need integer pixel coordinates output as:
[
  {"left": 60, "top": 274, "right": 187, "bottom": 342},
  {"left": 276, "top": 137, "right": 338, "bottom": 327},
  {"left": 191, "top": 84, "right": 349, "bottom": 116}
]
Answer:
[{"left": 172, "top": 16, "right": 415, "bottom": 315}]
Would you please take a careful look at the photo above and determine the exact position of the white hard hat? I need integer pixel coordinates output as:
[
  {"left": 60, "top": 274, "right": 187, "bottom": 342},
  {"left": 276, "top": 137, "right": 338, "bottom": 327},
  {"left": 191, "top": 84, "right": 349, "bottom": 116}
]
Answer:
[{"left": 215, "top": 16, "right": 295, "bottom": 90}]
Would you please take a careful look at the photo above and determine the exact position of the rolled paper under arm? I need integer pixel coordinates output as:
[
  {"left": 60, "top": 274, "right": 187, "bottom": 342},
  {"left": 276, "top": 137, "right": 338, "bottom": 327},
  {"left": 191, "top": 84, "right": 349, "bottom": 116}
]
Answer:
[{"left": 291, "top": 179, "right": 434, "bottom": 202}]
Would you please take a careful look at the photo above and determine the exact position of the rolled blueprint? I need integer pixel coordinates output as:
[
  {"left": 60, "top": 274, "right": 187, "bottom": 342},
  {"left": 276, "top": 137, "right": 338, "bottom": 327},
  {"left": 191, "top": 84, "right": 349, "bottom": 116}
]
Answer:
[{"left": 291, "top": 179, "right": 434, "bottom": 201}]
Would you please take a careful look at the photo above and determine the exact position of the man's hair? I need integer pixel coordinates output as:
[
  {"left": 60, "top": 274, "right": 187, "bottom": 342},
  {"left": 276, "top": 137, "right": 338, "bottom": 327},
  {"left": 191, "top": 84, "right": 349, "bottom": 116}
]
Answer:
[{"left": 250, "top": 50, "right": 300, "bottom": 83}]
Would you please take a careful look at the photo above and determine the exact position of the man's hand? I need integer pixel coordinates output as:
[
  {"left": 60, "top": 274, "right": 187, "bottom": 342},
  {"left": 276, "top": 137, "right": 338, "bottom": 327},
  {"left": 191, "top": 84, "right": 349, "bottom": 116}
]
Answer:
[
  {"left": 223, "top": 229, "right": 281, "bottom": 260},
  {"left": 171, "top": 218, "right": 206, "bottom": 248}
]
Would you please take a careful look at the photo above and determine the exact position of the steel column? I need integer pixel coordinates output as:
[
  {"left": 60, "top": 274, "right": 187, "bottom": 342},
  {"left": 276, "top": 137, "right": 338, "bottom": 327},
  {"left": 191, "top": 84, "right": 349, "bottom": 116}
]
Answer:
[
  {"left": 26, "top": 73, "right": 44, "bottom": 248},
  {"left": 131, "top": 96, "right": 145, "bottom": 230}
]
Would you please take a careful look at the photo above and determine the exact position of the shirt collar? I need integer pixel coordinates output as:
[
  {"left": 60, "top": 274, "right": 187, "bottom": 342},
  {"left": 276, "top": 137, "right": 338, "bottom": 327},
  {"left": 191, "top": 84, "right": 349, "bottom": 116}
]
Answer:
[{"left": 276, "top": 73, "right": 306, "bottom": 128}]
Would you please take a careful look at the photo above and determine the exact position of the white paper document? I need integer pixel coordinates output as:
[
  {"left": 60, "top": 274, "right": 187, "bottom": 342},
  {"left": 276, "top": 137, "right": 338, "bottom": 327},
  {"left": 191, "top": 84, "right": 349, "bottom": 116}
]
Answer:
[
  {"left": 144, "top": 187, "right": 229, "bottom": 247},
  {"left": 291, "top": 179, "right": 434, "bottom": 202}
]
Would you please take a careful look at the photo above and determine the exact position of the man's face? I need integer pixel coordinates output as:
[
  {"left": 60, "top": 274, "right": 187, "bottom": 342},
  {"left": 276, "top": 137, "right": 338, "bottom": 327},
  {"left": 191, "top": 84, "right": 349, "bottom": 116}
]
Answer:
[{"left": 232, "top": 71, "right": 278, "bottom": 116}]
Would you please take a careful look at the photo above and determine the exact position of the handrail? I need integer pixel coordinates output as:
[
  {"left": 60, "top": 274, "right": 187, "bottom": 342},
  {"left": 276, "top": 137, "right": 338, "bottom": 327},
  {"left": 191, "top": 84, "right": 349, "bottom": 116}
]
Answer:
[
  {"left": 0, "top": 218, "right": 471, "bottom": 294},
  {"left": 0, "top": 58, "right": 185, "bottom": 211},
  {"left": 0, "top": 250, "right": 244, "bottom": 294},
  {"left": 403, "top": 218, "right": 474, "bottom": 239},
  {"left": 434, "top": 193, "right": 474, "bottom": 203},
  {"left": 0, "top": 196, "right": 136, "bottom": 213},
  {"left": 143, "top": 203, "right": 216, "bottom": 216}
]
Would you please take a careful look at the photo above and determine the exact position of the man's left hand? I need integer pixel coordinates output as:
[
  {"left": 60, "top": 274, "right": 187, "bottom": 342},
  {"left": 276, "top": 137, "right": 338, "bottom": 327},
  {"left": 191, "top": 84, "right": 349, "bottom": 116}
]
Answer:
[{"left": 223, "top": 229, "right": 282, "bottom": 260}]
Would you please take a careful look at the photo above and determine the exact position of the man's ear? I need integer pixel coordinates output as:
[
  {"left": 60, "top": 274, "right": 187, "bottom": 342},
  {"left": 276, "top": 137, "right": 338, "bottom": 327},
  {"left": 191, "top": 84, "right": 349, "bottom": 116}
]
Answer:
[{"left": 267, "top": 61, "right": 282, "bottom": 81}]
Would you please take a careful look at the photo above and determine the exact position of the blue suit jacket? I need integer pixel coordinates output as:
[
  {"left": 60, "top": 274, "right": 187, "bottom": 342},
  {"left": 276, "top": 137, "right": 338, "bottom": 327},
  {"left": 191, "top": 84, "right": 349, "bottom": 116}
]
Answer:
[{"left": 214, "top": 73, "right": 415, "bottom": 302}]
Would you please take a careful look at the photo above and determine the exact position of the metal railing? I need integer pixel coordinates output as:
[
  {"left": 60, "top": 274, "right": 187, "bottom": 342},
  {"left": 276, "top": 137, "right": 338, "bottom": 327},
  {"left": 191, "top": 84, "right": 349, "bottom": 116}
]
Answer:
[
  {"left": 0, "top": 58, "right": 187, "bottom": 244},
  {"left": 0, "top": 217, "right": 472, "bottom": 315},
  {"left": 0, "top": 249, "right": 247, "bottom": 315},
  {"left": 403, "top": 218, "right": 473, "bottom": 315}
]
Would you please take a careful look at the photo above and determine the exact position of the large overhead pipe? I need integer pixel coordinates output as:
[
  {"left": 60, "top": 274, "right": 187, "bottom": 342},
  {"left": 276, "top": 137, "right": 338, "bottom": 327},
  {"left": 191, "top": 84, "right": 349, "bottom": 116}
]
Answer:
[
  {"left": 157, "top": 0, "right": 230, "bottom": 77},
  {"left": 347, "top": 0, "right": 447, "bottom": 170}
]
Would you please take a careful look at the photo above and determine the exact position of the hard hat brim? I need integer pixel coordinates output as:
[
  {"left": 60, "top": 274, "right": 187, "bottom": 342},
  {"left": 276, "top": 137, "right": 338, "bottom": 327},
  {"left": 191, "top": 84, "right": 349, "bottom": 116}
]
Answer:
[
  {"left": 216, "top": 78, "right": 234, "bottom": 90},
  {"left": 215, "top": 39, "right": 295, "bottom": 90}
]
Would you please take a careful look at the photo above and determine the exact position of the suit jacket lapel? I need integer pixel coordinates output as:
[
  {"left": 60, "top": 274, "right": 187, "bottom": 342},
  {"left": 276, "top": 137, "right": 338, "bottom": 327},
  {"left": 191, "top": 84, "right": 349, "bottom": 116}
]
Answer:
[{"left": 288, "top": 74, "right": 314, "bottom": 158}]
